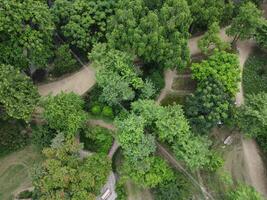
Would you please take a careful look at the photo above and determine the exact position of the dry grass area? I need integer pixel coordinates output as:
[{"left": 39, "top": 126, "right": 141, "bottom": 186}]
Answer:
[{"left": 126, "top": 181, "right": 154, "bottom": 200}]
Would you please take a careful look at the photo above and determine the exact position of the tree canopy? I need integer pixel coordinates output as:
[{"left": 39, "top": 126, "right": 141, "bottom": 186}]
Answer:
[
  {"left": 0, "top": 64, "right": 39, "bottom": 121},
  {"left": 42, "top": 92, "right": 87, "bottom": 137},
  {"left": 255, "top": 20, "right": 267, "bottom": 49},
  {"left": 52, "top": 0, "right": 116, "bottom": 51},
  {"left": 227, "top": 2, "right": 263, "bottom": 44},
  {"left": 191, "top": 50, "right": 240, "bottom": 95},
  {"left": 107, "top": 0, "right": 192, "bottom": 69},
  {"left": 0, "top": 0, "right": 54, "bottom": 70},
  {"left": 33, "top": 138, "right": 111, "bottom": 200}
]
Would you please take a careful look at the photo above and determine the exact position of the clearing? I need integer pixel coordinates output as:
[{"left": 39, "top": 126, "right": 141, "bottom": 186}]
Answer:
[{"left": 0, "top": 145, "right": 42, "bottom": 200}]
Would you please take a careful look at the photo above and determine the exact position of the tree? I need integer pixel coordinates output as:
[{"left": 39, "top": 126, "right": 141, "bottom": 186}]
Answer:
[
  {"left": 227, "top": 2, "right": 263, "bottom": 44},
  {"left": 0, "top": 0, "right": 54, "bottom": 70},
  {"left": 52, "top": 44, "right": 78, "bottom": 77},
  {"left": 191, "top": 50, "right": 240, "bottom": 95},
  {"left": 198, "top": 22, "right": 230, "bottom": 55},
  {"left": 255, "top": 20, "right": 267, "bottom": 49},
  {"left": 187, "top": 0, "right": 234, "bottom": 31},
  {"left": 121, "top": 156, "right": 174, "bottom": 188},
  {"left": 89, "top": 44, "right": 154, "bottom": 106},
  {"left": 185, "top": 78, "right": 234, "bottom": 134},
  {"left": 52, "top": 0, "right": 116, "bottom": 51},
  {"left": 32, "top": 139, "right": 111, "bottom": 200},
  {"left": 42, "top": 92, "right": 87, "bottom": 137},
  {"left": 238, "top": 92, "right": 267, "bottom": 150},
  {"left": 227, "top": 184, "right": 263, "bottom": 200},
  {"left": 0, "top": 64, "right": 39, "bottom": 121},
  {"left": 107, "top": 0, "right": 191, "bottom": 69}
]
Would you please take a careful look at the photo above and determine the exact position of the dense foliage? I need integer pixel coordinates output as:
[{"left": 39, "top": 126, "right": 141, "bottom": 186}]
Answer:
[
  {"left": 227, "top": 2, "right": 263, "bottom": 44},
  {"left": 191, "top": 50, "right": 240, "bottom": 95},
  {"left": 198, "top": 22, "right": 230, "bottom": 55},
  {"left": 33, "top": 139, "right": 111, "bottom": 200},
  {"left": 89, "top": 44, "right": 154, "bottom": 106},
  {"left": 238, "top": 92, "right": 267, "bottom": 150},
  {"left": 0, "top": 64, "right": 39, "bottom": 121},
  {"left": 0, "top": 0, "right": 54, "bottom": 70},
  {"left": 227, "top": 184, "right": 264, "bottom": 200},
  {"left": 52, "top": 0, "right": 116, "bottom": 51},
  {"left": 107, "top": 0, "right": 192, "bottom": 69},
  {"left": 186, "top": 78, "right": 234, "bottom": 134},
  {"left": 52, "top": 44, "right": 79, "bottom": 77},
  {"left": 243, "top": 54, "right": 267, "bottom": 95},
  {"left": 31, "top": 125, "right": 57, "bottom": 149},
  {"left": 42, "top": 92, "right": 87, "bottom": 137},
  {"left": 255, "top": 20, "right": 267, "bottom": 49}
]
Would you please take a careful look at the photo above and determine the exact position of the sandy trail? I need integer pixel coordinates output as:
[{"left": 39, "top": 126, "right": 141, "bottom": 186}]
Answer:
[{"left": 38, "top": 65, "right": 95, "bottom": 96}]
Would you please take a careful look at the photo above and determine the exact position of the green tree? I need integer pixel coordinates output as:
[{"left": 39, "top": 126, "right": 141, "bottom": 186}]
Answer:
[
  {"left": 227, "top": 184, "right": 263, "bottom": 200},
  {"left": 187, "top": 0, "right": 233, "bottom": 31},
  {"left": 238, "top": 92, "right": 267, "bottom": 150},
  {"left": 0, "top": 64, "right": 39, "bottom": 121},
  {"left": 198, "top": 22, "right": 230, "bottom": 55},
  {"left": 227, "top": 2, "right": 263, "bottom": 44},
  {"left": 52, "top": 44, "right": 78, "bottom": 77},
  {"left": 32, "top": 139, "right": 111, "bottom": 200},
  {"left": 185, "top": 78, "right": 234, "bottom": 134},
  {"left": 89, "top": 44, "right": 153, "bottom": 106},
  {"left": 52, "top": 0, "right": 116, "bottom": 51},
  {"left": 0, "top": 0, "right": 54, "bottom": 70},
  {"left": 191, "top": 50, "right": 240, "bottom": 95},
  {"left": 107, "top": 0, "right": 191, "bottom": 69},
  {"left": 121, "top": 156, "right": 174, "bottom": 188},
  {"left": 42, "top": 92, "right": 87, "bottom": 137},
  {"left": 255, "top": 20, "right": 267, "bottom": 49}
]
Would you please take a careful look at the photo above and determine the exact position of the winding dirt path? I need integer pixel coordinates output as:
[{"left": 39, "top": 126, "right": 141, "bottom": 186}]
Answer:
[{"left": 38, "top": 64, "right": 95, "bottom": 96}]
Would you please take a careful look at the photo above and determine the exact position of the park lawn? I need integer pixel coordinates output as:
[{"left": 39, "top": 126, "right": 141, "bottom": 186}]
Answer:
[{"left": 0, "top": 145, "right": 43, "bottom": 200}]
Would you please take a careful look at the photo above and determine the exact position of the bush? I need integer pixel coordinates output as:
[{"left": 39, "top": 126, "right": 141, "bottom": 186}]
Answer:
[
  {"left": 52, "top": 44, "right": 79, "bottom": 77},
  {"left": 0, "top": 120, "right": 29, "bottom": 157},
  {"left": 243, "top": 54, "right": 267, "bottom": 95},
  {"left": 102, "top": 106, "right": 114, "bottom": 118},
  {"left": 18, "top": 190, "right": 33, "bottom": 199},
  {"left": 91, "top": 104, "right": 101, "bottom": 115},
  {"left": 80, "top": 126, "right": 113, "bottom": 154},
  {"left": 115, "top": 180, "right": 127, "bottom": 200}
]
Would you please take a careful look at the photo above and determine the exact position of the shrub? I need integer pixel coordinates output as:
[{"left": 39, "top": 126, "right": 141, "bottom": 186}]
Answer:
[
  {"left": 115, "top": 180, "right": 127, "bottom": 200},
  {"left": 0, "top": 120, "right": 29, "bottom": 157},
  {"left": 102, "top": 106, "right": 114, "bottom": 118},
  {"left": 52, "top": 44, "right": 79, "bottom": 77},
  {"left": 91, "top": 104, "right": 101, "bottom": 115},
  {"left": 18, "top": 190, "right": 33, "bottom": 199}
]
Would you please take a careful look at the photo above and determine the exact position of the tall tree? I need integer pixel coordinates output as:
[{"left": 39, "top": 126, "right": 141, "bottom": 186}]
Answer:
[
  {"left": 32, "top": 138, "right": 111, "bottom": 200},
  {"left": 0, "top": 0, "right": 54, "bottom": 71},
  {"left": 52, "top": 0, "right": 116, "bottom": 51},
  {"left": 0, "top": 64, "right": 39, "bottom": 121},
  {"left": 227, "top": 2, "right": 263, "bottom": 44},
  {"left": 191, "top": 50, "right": 240, "bottom": 95},
  {"left": 42, "top": 92, "right": 87, "bottom": 137},
  {"left": 107, "top": 0, "right": 191, "bottom": 69},
  {"left": 89, "top": 44, "right": 154, "bottom": 106}
]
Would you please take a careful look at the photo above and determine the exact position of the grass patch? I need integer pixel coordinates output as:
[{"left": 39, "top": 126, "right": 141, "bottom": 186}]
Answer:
[
  {"left": 0, "top": 145, "right": 42, "bottom": 200},
  {"left": 160, "top": 92, "right": 188, "bottom": 106},
  {"left": 243, "top": 51, "right": 267, "bottom": 95},
  {"left": 172, "top": 77, "right": 197, "bottom": 91}
]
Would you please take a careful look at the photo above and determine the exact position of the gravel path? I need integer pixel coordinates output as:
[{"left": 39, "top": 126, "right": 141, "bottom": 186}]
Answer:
[{"left": 38, "top": 64, "right": 95, "bottom": 96}]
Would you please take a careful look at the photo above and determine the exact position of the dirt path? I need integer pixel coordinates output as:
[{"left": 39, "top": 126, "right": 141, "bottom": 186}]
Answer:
[{"left": 38, "top": 64, "right": 95, "bottom": 96}]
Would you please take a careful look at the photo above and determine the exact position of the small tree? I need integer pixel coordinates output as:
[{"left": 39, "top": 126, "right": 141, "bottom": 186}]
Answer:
[
  {"left": 227, "top": 2, "right": 263, "bottom": 45},
  {"left": 0, "top": 64, "right": 39, "bottom": 121},
  {"left": 198, "top": 22, "right": 230, "bottom": 55},
  {"left": 42, "top": 92, "right": 87, "bottom": 137}
]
